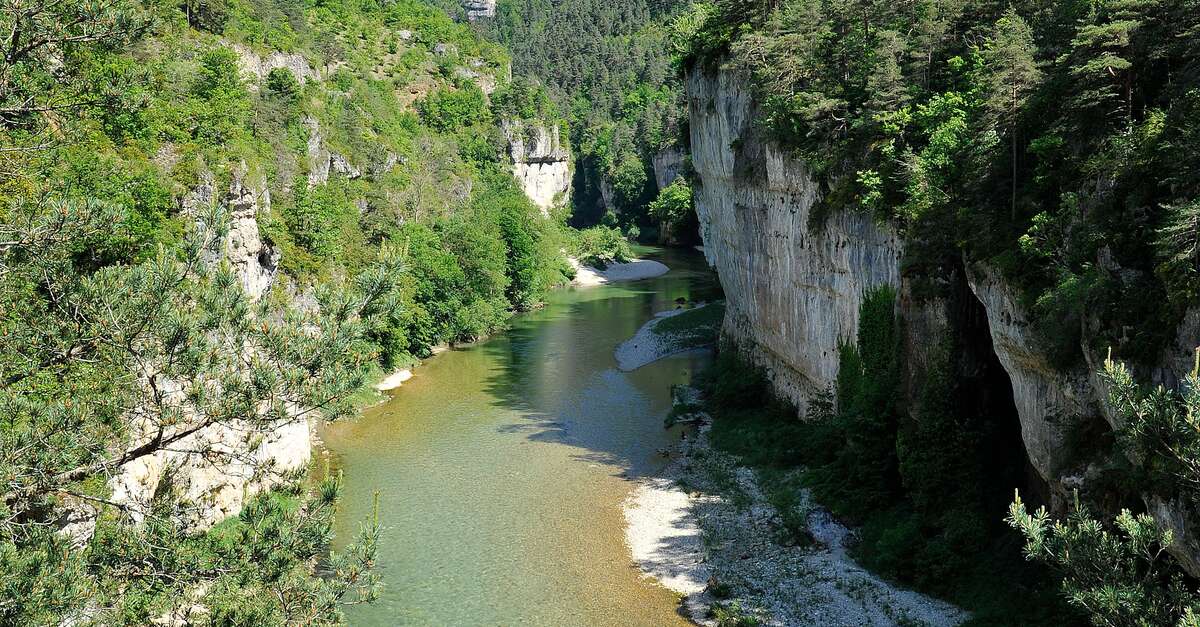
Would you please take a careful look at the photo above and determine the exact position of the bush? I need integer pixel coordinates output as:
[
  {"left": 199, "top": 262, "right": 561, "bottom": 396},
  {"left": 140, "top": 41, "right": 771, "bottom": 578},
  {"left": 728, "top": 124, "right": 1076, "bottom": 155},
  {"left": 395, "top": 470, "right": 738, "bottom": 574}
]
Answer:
[
  {"left": 266, "top": 67, "right": 301, "bottom": 101},
  {"left": 573, "top": 226, "right": 633, "bottom": 269},
  {"left": 417, "top": 86, "right": 489, "bottom": 132}
]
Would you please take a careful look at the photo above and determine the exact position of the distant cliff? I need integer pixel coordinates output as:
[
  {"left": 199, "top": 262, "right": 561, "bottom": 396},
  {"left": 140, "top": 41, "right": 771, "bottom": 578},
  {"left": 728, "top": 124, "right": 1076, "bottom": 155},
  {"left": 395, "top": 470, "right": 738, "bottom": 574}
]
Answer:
[{"left": 503, "top": 120, "right": 571, "bottom": 215}]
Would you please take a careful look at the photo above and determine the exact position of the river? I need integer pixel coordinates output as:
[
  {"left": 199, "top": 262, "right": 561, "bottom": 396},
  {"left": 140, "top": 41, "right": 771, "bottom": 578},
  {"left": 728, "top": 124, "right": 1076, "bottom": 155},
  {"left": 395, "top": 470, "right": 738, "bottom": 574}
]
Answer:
[{"left": 321, "top": 248, "right": 721, "bottom": 626}]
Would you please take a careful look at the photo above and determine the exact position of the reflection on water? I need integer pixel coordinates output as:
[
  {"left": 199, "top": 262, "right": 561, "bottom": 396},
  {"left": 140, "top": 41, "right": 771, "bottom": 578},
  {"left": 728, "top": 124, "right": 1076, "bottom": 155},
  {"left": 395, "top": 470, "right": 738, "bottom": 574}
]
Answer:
[{"left": 321, "top": 249, "right": 722, "bottom": 626}]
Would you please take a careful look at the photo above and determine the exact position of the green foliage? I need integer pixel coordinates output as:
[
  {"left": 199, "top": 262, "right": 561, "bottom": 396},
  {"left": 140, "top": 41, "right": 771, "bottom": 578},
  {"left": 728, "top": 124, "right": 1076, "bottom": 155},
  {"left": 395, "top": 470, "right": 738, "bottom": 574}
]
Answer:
[
  {"left": 1009, "top": 493, "right": 1200, "bottom": 627},
  {"left": 573, "top": 225, "right": 634, "bottom": 269},
  {"left": 417, "top": 85, "right": 490, "bottom": 132},
  {"left": 0, "top": 195, "right": 397, "bottom": 624},
  {"left": 650, "top": 180, "right": 692, "bottom": 231},
  {"left": 1103, "top": 352, "right": 1200, "bottom": 506},
  {"left": 0, "top": 0, "right": 571, "bottom": 622},
  {"left": 266, "top": 67, "right": 301, "bottom": 100},
  {"left": 698, "top": 289, "right": 1081, "bottom": 625},
  {"left": 491, "top": 76, "right": 558, "bottom": 122},
  {"left": 681, "top": 0, "right": 1200, "bottom": 365},
  {"left": 490, "top": 0, "right": 687, "bottom": 231}
]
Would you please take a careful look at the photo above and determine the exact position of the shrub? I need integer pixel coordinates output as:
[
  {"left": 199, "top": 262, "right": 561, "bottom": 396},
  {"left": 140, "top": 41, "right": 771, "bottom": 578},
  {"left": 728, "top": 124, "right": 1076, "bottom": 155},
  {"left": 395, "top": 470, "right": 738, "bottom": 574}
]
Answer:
[
  {"left": 266, "top": 67, "right": 301, "bottom": 101},
  {"left": 573, "top": 226, "right": 633, "bottom": 269},
  {"left": 417, "top": 86, "right": 489, "bottom": 132}
]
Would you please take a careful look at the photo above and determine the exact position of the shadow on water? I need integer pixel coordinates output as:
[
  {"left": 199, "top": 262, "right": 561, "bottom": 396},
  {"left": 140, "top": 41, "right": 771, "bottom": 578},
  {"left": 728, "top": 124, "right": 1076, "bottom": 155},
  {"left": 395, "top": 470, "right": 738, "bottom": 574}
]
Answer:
[
  {"left": 323, "top": 246, "right": 724, "bottom": 626},
  {"left": 479, "top": 248, "right": 722, "bottom": 478}
]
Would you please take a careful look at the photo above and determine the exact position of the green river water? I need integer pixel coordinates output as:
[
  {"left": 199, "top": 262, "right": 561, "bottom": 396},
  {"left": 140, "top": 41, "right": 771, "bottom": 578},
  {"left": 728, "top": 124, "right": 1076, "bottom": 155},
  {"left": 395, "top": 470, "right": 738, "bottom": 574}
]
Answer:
[{"left": 321, "top": 248, "right": 722, "bottom": 626}]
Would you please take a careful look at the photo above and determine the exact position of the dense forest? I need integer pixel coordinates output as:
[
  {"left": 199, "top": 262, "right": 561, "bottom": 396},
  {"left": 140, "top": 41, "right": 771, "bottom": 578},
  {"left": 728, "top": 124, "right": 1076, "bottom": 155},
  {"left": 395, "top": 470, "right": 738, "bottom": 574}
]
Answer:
[
  {"left": 5, "top": 0, "right": 1200, "bottom": 624},
  {"left": 458, "top": 0, "right": 698, "bottom": 239},
  {"left": 677, "top": 0, "right": 1200, "bottom": 368}
]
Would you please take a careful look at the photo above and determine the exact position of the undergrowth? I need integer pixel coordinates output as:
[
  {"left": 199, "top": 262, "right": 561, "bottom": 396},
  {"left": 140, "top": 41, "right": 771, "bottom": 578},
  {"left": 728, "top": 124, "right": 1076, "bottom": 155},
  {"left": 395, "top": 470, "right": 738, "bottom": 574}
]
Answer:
[{"left": 694, "top": 287, "right": 1083, "bottom": 626}]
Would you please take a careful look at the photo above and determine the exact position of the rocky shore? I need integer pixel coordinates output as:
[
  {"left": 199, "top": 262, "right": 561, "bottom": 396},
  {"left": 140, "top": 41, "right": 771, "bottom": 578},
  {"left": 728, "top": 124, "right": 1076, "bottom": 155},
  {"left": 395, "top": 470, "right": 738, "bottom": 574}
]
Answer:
[{"left": 623, "top": 387, "right": 970, "bottom": 626}]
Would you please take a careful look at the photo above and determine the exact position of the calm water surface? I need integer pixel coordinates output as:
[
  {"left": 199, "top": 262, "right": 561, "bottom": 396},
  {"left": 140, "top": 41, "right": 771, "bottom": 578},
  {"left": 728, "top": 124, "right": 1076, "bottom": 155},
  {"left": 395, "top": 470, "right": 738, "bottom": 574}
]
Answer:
[{"left": 321, "top": 248, "right": 721, "bottom": 626}]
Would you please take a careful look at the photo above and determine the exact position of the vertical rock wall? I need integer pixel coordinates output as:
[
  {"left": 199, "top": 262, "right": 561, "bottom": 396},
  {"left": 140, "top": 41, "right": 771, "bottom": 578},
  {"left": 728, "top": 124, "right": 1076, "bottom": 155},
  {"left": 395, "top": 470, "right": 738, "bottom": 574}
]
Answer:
[
  {"left": 503, "top": 120, "right": 571, "bottom": 216},
  {"left": 108, "top": 172, "right": 308, "bottom": 532},
  {"left": 687, "top": 67, "right": 902, "bottom": 412},
  {"left": 687, "top": 63, "right": 1200, "bottom": 576}
]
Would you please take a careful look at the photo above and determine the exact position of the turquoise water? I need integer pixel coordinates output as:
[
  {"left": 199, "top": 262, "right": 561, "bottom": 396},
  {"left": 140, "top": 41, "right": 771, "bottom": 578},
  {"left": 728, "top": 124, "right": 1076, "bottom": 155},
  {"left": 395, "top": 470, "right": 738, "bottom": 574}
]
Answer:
[{"left": 322, "top": 249, "right": 721, "bottom": 626}]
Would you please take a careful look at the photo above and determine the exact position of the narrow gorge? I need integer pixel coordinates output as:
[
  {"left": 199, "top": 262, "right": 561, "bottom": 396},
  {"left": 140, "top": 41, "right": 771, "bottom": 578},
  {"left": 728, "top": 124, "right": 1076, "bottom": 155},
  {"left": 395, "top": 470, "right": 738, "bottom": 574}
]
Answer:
[{"left": 5, "top": 0, "right": 1200, "bottom": 626}]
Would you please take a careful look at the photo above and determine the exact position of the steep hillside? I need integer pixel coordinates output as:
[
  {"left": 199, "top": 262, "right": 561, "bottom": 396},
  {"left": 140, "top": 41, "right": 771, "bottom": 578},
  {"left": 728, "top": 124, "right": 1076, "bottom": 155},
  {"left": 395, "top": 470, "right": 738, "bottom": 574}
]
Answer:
[
  {"left": 467, "top": 0, "right": 695, "bottom": 240},
  {"left": 0, "top": 0, "right": 576, "bottom": 623}
]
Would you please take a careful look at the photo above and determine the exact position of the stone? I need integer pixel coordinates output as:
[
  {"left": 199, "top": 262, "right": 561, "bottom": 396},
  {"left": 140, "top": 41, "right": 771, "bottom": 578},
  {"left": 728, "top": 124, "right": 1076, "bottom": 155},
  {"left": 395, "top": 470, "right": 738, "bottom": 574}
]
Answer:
[
  {"left": 231, "top": 44, "right": 313, "bottom": 90},
  {"left": 653, "top": 146, "right": 685, "bottom": 190},
  {"left": 687, "top": 63, "right": 1200, "bottom": 577},
  {"left": 463, "top": 0, "right": 496, "bottom": 20},
  {"left": 687, "top": 66, "right": 902, "bottom": 414},
  {"left": 502, "top": 120, "right": 570, "bottom": 216}
]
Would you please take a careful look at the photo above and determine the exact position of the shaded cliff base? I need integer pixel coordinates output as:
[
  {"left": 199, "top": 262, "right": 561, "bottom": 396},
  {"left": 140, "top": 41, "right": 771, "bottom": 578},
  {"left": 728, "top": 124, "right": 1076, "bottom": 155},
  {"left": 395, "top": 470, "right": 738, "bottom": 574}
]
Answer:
[{"left": 623, "top": 386, "right": 968, "bottom": 626}]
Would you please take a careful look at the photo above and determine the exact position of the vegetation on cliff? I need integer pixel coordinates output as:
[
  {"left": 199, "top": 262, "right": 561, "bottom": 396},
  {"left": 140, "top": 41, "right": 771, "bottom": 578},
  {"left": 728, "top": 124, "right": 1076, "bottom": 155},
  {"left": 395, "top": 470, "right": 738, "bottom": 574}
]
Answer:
[
  {"left": 699, "top": 290, "right": 1081, "bottom": 625},
  {"left": 674, "top": 0, "right": 1200, "bottom": 367},
  {"left": 471, "top": 0, "right": 694, "bottom": 237}
]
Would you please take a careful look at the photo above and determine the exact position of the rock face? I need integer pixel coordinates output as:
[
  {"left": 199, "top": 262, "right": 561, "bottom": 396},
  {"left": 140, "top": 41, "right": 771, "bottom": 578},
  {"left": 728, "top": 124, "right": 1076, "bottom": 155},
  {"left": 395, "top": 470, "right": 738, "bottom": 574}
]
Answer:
[
  {"left": 185, "top": 171, "right": 281, "bottom": 302},
  {"left": 463, "top": 0, "right": 496, "bottom": 20},
  {"left": 503, "top": 120, "right": 570, "bottom": 215},
  {"left": 687, "top": 67, "right": 902, "bottom": 413},
  {"left": 232, "top": 43, "right": 313, "bottom": 89},
  {"left": 106, "top": 173, "right": 306, "bottom": 532},
  {"left": 687, "top": 64, "right": 1200, "bottom": 575},
  {"left": 305, "top": 117, "right": 361, "bottom": 186},
  {"left": 653, "top": 146, "right": 685, "bottom": 190}
]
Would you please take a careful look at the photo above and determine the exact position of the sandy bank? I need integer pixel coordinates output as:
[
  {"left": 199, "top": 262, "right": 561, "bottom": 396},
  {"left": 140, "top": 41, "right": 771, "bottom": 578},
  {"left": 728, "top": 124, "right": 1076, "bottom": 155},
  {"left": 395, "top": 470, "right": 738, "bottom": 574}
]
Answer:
[
  {"left": 374, "top": 368, "right": 413, "bottom": 391},
  {"left": 623, "top": 387, "right": 970, "bottom": 626},
  {"left": 571, "top": 257, "right": 670, "bottom": 286}
]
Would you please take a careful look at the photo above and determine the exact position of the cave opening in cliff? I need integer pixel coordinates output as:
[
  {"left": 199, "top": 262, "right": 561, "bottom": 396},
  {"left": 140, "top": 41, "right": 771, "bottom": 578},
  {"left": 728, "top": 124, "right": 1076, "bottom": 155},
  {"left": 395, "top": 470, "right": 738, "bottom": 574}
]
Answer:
[{"left": 956, "top": 280, "right": 1052, "bottom": 515}]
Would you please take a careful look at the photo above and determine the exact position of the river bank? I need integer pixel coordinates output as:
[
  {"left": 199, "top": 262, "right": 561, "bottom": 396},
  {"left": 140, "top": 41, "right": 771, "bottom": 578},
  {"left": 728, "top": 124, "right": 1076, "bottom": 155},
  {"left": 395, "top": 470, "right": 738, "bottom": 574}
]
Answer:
[
  {"left": 323, "top": 247, "right": 723, "bottom": 626},
  {"left": 623, "top": 385, "right": 970, "bottom": 626}
]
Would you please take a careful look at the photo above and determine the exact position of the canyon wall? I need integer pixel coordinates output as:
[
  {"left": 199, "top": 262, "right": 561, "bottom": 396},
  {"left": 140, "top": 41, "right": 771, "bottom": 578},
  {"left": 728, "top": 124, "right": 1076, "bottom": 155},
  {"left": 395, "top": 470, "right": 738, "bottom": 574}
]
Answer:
[
  {"left": 108, "top": 171, "right": 310, "bottom": 533},
  {"left": 687, "top": 65, "right": 1200, "bottom": 573},
  {"left": 503, "top": 120, "right": 571, "bottom": 215},
  {"left": 687, "top": 68, "right": 902, "bottom": 412}
]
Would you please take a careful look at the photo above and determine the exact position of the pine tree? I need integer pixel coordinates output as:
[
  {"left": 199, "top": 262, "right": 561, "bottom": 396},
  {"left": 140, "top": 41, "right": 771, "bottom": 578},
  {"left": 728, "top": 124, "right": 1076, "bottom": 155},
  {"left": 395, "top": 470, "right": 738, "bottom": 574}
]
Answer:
[
  {"left": 0, "top": 193, "right": 398, "bottom": 624},
  {"left": 1009, "top": 353, "right": 1200, "bottom": 625},
  {"left": 984, "top": 7, "right": 1042, "bottom": 221},
  {"left": 866, "top": 29, "right": 910, "bottom": 122}
]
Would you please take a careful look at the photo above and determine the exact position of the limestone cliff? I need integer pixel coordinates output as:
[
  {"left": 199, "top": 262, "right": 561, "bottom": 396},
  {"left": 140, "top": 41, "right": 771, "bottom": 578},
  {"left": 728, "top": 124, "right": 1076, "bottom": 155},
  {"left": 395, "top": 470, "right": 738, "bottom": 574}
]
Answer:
[
  {"left": 503, "top": 120, "right": 570, "bottom": 216},
  {"left": 463, "top": 0, "right": 496, "bottom": 21},
  {"left": 687, "top": 65, "right": 1200, "bottom": 574},
  {"left": 107, "top": 172, "right": 308, "bottom": 533},
  {"left": 653, "top": 146, "right": 685, "bottom": 191},
  {"left": 687, "top": 67, "right": 902, "bottom": 413}
]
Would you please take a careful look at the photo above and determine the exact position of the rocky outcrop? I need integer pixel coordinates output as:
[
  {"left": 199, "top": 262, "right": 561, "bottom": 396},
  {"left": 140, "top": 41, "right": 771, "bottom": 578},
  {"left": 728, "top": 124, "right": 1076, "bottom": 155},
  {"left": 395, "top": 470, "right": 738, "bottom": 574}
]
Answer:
[
  {"left": 463, "top": 0, "right": 496, "bottom": 20},
  {"left": 688, "top": 64, "right": 1200, "bottom": 575},
  {"left": 105, "top": 173, "right": 306, "bottom": 532},
  {"left": 184, "top": 171, "right": 281, "bottom": 302},
  {"left": 503, "top": 120, "right": 570, "bottom": 215},
  {"left": 687, "top": 67, "right": 902, "bottom": 413},
  {"left": 305, "top": 117, "right": 361, "bottom": 186},
  {"left": 653, "top": 146, "right": 685, "bottom": 190},
  {"left": 232, "top": 43, "right": 313, "bottom": 89},
  {"left": 963, "top": 263, "right": 1092, "bottom": 495}
]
